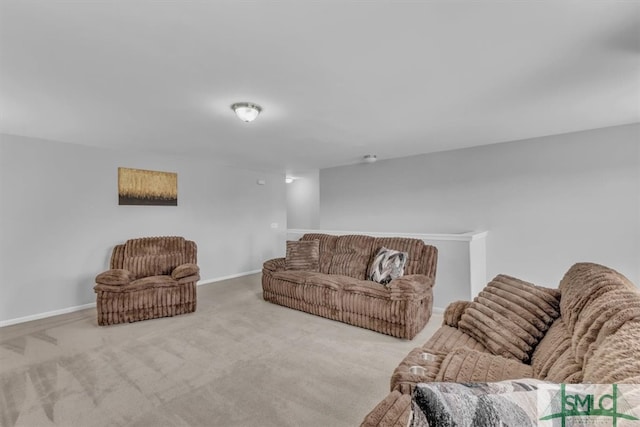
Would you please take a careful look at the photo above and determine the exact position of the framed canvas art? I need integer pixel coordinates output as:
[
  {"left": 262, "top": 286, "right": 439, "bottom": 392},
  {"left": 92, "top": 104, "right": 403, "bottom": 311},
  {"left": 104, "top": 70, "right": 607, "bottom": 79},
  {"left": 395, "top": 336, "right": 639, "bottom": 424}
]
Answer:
[{"left": 118, "top": 167, "right": 177, "bottom": 206}]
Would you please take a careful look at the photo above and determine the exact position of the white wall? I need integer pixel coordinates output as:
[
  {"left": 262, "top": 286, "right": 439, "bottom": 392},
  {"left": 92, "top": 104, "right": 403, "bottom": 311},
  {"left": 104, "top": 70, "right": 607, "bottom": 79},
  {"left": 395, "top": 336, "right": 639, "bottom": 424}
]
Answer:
[
  {"left": 286, "top": 170, "right": 320, "bottom": 229},
  {"left": 320, "top": 124, "right": 640, "bottom": 293},
  {"left": 0, "top": 134, "right": 287, "bottom": 323}
]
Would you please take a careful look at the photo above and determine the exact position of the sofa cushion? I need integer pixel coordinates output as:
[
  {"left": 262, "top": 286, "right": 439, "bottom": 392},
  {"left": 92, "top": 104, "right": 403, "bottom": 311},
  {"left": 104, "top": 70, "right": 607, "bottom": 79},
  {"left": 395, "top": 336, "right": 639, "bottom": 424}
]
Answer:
[
  {"left": 443, "top": 301, "right": 472, "bottom": 328},
  {"left": 583, "top": 319, "right": 640, "bottom": 384},
  {"left": 422, "top": 325, "right": 488, "bottom": 354},
  {"left": 328, "top": 235, "right": 375, "bottom": 280},
  {"left": 123, "top": 252, "right": 185, "bottom": 279},
  {"left": 123, "top": 275, "right": 177, "bottom": 291},
  {"left": 368, "top": 247, "right": 408, "bottom": 285},
  {"left": 558, "top": 263, "right": 640, "bottom": 366},
  {"left": 571, "top": 287, "right": 640, "bottom": 367},
  {"left": 558, "top": 262, "right": 637, "bottom": 334},
  {"left": 329, "top": 254, "right": 370, "bottom": 280},
  {"left": 544, "top": 353, "right": 583, "bottom": 383},
  {"left": 124, "top": 236, "right": 186, "bottom": 257},
  {"left": 295, "top": 273, "right": 345, "bottom": 310},
  {"left": 285, "top": 240, "right": 320, "bottom": 271},
  {"left": 343, "top": 279, "right": 390, "bottom": 299},
  {"left": 436, "top": 348, "right": 533, "bottom": 383},
  {"left": 305, "top": 273, "right": 353, "bottom": 291},
  {"left": 530, "top": 319, "right": 583, "bottom": 383},
  {"left": 271, "top": 270, "right": 319, "bottom": 286},
  {"left": 458, "top": 274, "right": 561, "bottom": 362},
  {"left": 301, "top": 234, "right": 338, "bottom": 274}
]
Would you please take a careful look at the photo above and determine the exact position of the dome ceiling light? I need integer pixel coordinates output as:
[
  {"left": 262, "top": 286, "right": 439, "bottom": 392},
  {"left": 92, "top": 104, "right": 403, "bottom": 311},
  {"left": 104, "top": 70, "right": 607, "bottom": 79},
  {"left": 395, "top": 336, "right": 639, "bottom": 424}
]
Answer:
[{"left": 231, "top": 102, "right": 262, "bottom": 122}]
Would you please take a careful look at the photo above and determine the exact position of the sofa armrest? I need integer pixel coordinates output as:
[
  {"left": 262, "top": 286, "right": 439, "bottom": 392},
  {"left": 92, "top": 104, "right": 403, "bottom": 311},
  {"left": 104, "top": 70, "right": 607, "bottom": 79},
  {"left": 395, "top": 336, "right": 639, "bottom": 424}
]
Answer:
[
  {"left": 360, "top": 390, "right": 412, "bottom": 427},
  {"left": 388, "top": 275, "right": 434, "bottom": 301},
  {"left": 263, "top": 257, "right": 286, "bottom": 273},
  {"left": 171, "top": 263, "right": 200, "bottom": 280},
  {"left": 436, "top": 348, "right": 533, "bottom": 383},
  {"left": 443, "top": 300, "right": 471, "bottom": 327},
  {"left": 95, "top": 269, "right": 132, "bottom": 286}
]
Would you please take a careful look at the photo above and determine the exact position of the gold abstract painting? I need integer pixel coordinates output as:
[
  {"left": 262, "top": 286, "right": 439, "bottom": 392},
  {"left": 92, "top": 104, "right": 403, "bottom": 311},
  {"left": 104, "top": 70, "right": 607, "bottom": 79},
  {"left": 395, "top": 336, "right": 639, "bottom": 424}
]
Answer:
[{"left": 118, "top": 167, "right": 178, "bottom": 206}]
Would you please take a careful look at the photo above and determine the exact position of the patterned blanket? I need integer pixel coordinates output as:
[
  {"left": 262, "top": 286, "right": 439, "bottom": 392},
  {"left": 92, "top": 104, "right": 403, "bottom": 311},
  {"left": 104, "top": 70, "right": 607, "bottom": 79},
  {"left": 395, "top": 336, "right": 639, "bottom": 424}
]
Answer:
[
  {"left": 411, "top": 380, "right": 640, "bottom": 427},
  {"left": 411, "top": 379, "right": 543, "bottom": 427}
]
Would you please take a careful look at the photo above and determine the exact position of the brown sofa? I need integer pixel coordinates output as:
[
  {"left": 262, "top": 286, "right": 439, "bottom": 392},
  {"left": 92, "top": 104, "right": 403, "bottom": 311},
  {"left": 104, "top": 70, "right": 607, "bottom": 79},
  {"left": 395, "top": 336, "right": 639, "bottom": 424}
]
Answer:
[
  {"left": 94, "top": 236, "right": 200, "bottom": 326},
  {"left": 361, "top": 262, "right": 640, "bottom": 426},
  {"left": 262, "top": 233, "right": 438, "bottom": 339}
]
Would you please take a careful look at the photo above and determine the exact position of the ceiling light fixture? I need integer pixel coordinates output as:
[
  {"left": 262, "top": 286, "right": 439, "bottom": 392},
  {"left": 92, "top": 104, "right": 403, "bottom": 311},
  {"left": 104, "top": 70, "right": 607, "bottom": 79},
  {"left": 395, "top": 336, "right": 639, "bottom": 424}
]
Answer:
[
  {"left": 363, "top": 154, "right": 377, "bottom": 163},
  {"left": 231, "top": 102, "right": 262, "bottom": 122},
  {"left": 285, "top": 177, "right": 294, "bottom": 184}
]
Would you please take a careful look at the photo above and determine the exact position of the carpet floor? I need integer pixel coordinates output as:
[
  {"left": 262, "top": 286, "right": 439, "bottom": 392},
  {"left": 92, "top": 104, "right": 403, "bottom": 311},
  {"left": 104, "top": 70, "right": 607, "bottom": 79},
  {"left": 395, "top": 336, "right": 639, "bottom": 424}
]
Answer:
[{"left": 0, "top": 274, "right": 442, "bottom": 427}]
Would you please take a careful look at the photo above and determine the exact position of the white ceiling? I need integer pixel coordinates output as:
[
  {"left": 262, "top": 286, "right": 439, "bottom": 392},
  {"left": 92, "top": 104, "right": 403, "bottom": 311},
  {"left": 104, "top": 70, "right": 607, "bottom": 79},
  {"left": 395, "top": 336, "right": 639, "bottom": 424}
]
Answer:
[{"left": 1, "top": 1, "right": 639, "bottom": 174}]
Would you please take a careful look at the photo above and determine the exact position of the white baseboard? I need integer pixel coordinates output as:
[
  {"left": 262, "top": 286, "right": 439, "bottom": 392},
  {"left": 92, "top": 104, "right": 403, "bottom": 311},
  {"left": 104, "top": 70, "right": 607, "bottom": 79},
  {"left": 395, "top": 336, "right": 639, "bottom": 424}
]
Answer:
[
  {"left": 0, "top": 269, "right": 262, "bottom": 328},
  {"left": 197, "top": 269, "right": 261, "bottom": 286},
  {"left": 0, "top": 302, "right": 97, "bottom": 328},
  {"left": 432, "top": 306, "right": 445, "bottom": 314}
]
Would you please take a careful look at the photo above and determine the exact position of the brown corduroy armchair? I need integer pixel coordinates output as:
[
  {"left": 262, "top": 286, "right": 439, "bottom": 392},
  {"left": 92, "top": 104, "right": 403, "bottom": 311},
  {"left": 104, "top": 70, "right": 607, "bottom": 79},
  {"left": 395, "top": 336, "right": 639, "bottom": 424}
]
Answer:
[{"left": 93, "top": 236, "right": 199, "bottom": 326}]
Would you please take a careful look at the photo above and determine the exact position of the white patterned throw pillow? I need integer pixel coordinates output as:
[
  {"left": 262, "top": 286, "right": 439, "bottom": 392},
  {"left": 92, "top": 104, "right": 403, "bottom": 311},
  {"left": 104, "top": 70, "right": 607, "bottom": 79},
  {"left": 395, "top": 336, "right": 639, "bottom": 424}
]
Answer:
[{"left": 368, "top": 247, "right": 408, "bottom": 285}]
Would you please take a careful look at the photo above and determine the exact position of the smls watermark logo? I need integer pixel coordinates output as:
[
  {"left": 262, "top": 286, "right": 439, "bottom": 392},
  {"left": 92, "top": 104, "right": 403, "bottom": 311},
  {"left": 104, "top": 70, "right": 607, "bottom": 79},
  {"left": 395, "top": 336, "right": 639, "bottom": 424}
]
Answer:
[{"left": 538, "top": 384, "right": 640, "bottom": 426}]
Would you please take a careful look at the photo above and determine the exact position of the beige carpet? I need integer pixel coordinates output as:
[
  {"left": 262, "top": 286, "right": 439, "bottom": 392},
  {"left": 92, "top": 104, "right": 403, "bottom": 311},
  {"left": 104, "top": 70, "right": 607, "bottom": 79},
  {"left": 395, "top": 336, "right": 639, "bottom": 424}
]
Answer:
[{"left": 0, "top": 274, "right": 442, "bottom": 427}]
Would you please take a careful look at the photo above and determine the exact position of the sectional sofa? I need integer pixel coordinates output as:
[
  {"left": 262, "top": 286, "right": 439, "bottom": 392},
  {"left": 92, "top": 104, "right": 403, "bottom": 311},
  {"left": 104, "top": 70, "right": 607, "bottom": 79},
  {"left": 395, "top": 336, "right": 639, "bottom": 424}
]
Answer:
[
  {"left": 361, "top": 262, "right": 640, "bottom": 426},
  {"left": 262, "top": 233, "right": 438, "bottom": 339}
]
